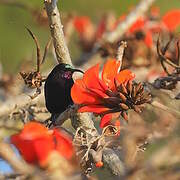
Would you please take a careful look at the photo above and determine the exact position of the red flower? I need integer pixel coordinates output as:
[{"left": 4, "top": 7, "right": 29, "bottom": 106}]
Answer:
[
  {"left": 116, "top": 16, "right": 153, "bottom": 47},
  {"left": 162, "top": 10, "right": 180, "bottom": 31},
  {"left": 71, "top": 59, "right": 135, "bottom": 128},
  {"left": 144, "top": 30, "right": 153, "bottom": 48},
  {"left": 128, "top": 17, "right": 146, "bottom": 33},
  {"left": 95, "top": 17, "right": 106, "bottom": 40},
  {"left": 52, "top": 129, "right": 73, "bottom": 160},
  {"left": 73, "top": 16, "right": 93, "bottom": 36},
  {"left": 11, "top": 122, "right": 74, "bottom": 167},
  {"left": 129, "top": 17, "right": 154, "bottom": 47}
]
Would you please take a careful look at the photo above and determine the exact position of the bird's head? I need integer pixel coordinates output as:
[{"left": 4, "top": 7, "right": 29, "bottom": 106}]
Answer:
[{"left": 52, "top": 63, "right": 84, "bottom": 80}]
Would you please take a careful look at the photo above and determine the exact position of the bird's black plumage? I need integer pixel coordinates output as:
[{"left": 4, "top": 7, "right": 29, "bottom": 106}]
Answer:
[{"left": 44, "top": 63, "right": 83, "bottom": 121}]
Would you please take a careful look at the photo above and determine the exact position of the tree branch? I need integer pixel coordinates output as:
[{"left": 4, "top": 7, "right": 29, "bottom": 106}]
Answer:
[
  {"left": 0, "top": 89, "right": 44, "bottom": 117},
  {"left": 44, "top": 0, "right": 72, "bottom": 65},
  {"left": 43, "top": 0, "right": 126, "bottom": 176},
  {"left": 0, "top": 141, "right": 48, "bottom": 179},
  {"left": 151, "top": 100, "right": 180, "bottom": 118}
]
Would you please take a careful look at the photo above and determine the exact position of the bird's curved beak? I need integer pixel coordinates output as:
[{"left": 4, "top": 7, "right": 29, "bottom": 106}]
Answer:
[{"left": 72, "top": 68, "right": 84, "bottom": 74}]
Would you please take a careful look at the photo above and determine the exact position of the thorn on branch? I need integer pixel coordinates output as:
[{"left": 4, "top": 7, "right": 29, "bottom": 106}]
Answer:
[
  {"left": 25, "top": 27, "right": 42, "bottom": 72},
  {"left": 20, "top": 28, "right": 51, "bottom": 99}
]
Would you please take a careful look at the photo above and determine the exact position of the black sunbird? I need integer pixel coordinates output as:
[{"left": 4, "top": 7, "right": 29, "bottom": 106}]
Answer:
[{"left": 44, "top": 63, "right": 83, "bottom": 124}]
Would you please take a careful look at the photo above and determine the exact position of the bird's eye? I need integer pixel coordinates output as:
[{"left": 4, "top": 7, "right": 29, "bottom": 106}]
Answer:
[{"left": 62, "top": 71, "right": 72, "bottom": 79}]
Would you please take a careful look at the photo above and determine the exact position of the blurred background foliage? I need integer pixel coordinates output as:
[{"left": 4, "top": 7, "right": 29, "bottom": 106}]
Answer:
[{"left": 0, "top": 0, "right": 180, "bottom": 73}]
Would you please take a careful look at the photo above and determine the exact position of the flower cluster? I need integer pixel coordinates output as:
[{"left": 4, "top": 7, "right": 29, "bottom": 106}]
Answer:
[
  {"left": 71, "top": 59, "right": 151, "bottom": 128},
  {"left": 73, "top": 16, "right": 94, "bottom": 36},
  {"left": 11, "top": 122, "right": 74, "bottom": 167},
  {"left": 73, "top": 9, "right": 180, "bottom": 48}
]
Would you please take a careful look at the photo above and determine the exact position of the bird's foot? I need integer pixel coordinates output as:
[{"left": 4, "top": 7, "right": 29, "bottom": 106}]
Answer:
[{"left": 45, "top": 114, "right": 60, "bottom": 128}]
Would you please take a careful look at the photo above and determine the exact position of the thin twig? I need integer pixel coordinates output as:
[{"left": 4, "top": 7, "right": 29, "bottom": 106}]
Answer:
[
  {"left": 157, "top": 36, "right": 180, "bottom": 72},
  {"left": 53, "top": 105, "right": 78, "bottom": 126},
  {"left": 0, "top": 88, "right": 44, "bottom": 117},
  {"left": 0, "top": 141, "right": 34, "bottom": 174},
  {"left": 26, "top": 28, "right": 42, "bottom": 73},
  {"left": 151, "top": 100, "right": 180, "bottom": 118},
  {"left": 177, "top": 40, "right": 180, "bottom": 66},
  {"left": 0, "top": 173, "right": 26, "bottom": 179},
  {"left": 0, "top": 125, "right": 20, "bottom": 132},
  {"left": 0, "top": 141, "right": 48, "bottom": 180}
]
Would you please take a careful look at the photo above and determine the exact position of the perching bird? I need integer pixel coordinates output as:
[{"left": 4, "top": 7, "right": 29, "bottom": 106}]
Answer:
[{"left": 44, "top": 63, "right": 83, "bottom": 124}]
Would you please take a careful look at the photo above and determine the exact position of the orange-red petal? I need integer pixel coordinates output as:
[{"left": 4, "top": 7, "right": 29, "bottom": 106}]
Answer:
[
  {"left": 102, "top": 59, "right": 121, "bottom": 90},
  {"left": 162, "top": 10, "right": 180, "bottom": 31},
  {"left": 100, "top": 114, "right": 112, "bottom": 128},
  {"left": 71, "top": 79, "right": 101, "bottom": 105},
  {"left": 96, "top": 18, "right": 106, "bottom": 39},
  {"left": 19, "top": 122, "right": 50, "bottom": 140},
  {"left": 144, "top": 30, "right": 153, "bottom": 48},
  {"left": 11, "top": 135, "right": 38, "bottom": 164},
  {"left": 11, "top": 122, "right": 75, "bottom": 167},
  {"left": 78, "top": 105, "right": 110, "bottom": 114},
  {"left": 73, "top": 16, "right": 92, "bottom": 35},
  {"left": 116, "top": 69, "right": 135, "bottom": 85},
  {"left": 11, "top": 134, "right": 54, "bottom": 166},
  {"left": 83, "top": 63, "right": 107, "bottom": 92},
  {"left": 89, "top": 88, "right": 108, "bottom": 99},
  {"left": 33, "top": 137, "right": 54, "bottom": 167},
  {"left": 53, "top": 129, "right": 74, "bottom": 160},
  {"left": 128, "top": 17, "right": 146, "bottom": 33}
]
